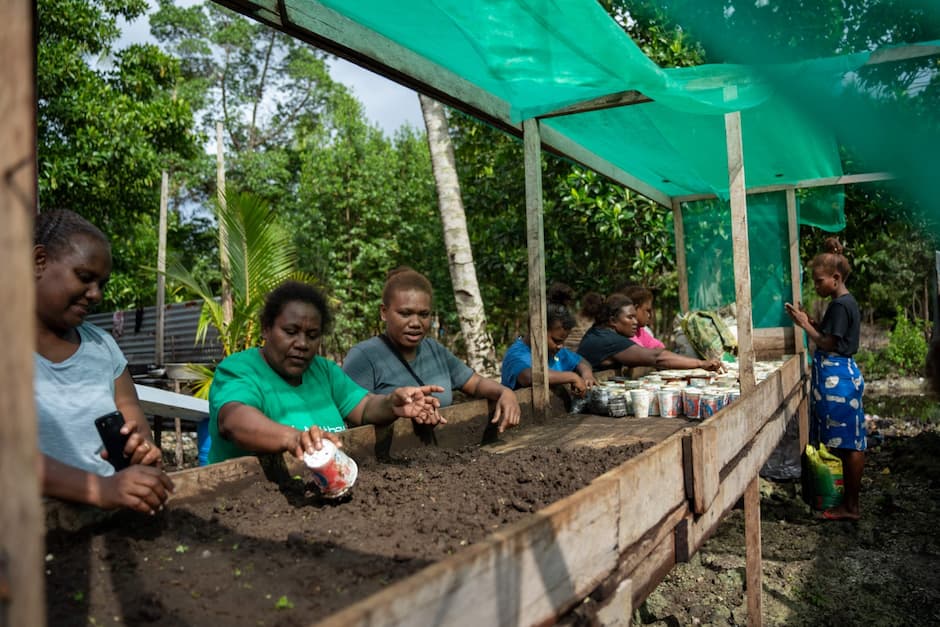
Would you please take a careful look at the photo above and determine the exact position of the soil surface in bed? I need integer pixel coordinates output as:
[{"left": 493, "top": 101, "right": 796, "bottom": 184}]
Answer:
[{"left": 46, "top": 442, "right": 649, "bottom": 626}]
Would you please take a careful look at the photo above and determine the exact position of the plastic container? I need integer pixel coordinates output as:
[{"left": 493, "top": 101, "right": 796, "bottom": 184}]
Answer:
[
  {"left": 682, "top": 388, "right": 703, "bottom": 420},
  {"left": 303, "top": 440, "right": 358, "bottom": 499},
  {"left": 657, "top": 389, "right": 682, "bottom": 418},
  {"left": 630, "top": 389, "right": 651, "bottom": 418}
]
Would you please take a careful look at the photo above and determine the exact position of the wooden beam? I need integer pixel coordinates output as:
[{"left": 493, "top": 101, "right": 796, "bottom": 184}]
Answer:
[
  {"left": 672, "top": 199, "right": 689, "bottom": 313},
  {"left": 866, "top": 44, "right": 940, "bottom": 65},
  {"left": 671, "top": 171, "right": 896, "bottom": 204},
  {"left": 524, "top": 118, "right": 550, "bottom": 421},
  {"left": 725, "top": 111, "right": 755, "bottom": 393},
  {"left": 785, "top": 188, "right": 803, "bottom": 355},
  {"left": 725, "top": 109, "right": 759, "bottom": 627},
  {"left": 537, "top": 90, "right": 652, "bottom": 119},
  {"left": 752, "top": 327, "right": 795, "bottom": 359},
  {"left": 155, "top": 170, "right": 168, "bottom": 367},
  {"left": 744, "top": 476, "right": 763, "bottom": 627},
  {"left": 685, "top": 424, "right": 720, "bottom": 514},
  {"left": 0, "top": 0, "right": 43, "bottom": 622}
]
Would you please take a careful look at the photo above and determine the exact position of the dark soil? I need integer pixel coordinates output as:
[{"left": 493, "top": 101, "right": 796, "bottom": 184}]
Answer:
[
  {"left": 45, "top": 443, "right": 648, "bottom": 626},
  {"left": 637, "top": 395, "right": 940, "bottom": 626}
]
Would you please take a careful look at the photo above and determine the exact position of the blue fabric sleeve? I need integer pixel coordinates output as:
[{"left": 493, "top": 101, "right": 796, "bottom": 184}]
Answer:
[{"left": 500, "top": 339, "right": 531, "bottom": 389}]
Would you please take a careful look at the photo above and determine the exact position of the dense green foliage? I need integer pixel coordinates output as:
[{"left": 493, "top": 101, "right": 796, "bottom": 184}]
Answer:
[
  {"left": 37, "top": 0, "right": 203, "bottom": 309},
  {"left": 856, "top": 307, "right": 929, "bottom": 378}
]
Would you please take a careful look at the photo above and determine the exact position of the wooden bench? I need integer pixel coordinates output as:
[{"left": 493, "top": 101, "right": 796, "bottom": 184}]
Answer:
[{"left": 134, "top": 383, "right": 209, "bottom": 468}]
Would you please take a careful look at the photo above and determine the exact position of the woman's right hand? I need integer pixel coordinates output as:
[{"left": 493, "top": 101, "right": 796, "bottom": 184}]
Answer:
[
  {"left": 288, "top": 425, "right": 343, "bottom": 460},
  {"left": 98, "top": 465, "right": 174, "bottom": 514},
  {"left": 700, "top": 358, "right": 724, "bottom": 373},
  {"left": 569, "top": 374, "right": 588, "bottom": 397}
]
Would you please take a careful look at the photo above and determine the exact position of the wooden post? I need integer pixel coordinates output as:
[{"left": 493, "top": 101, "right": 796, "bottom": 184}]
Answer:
[
  {"left": 0, "top": 0, "right": 43, "bottom": 623},
  {"left": 786, "top": 187, "right": 809, "bottom": 448},
  {"left": 725, "top": 110, "right": 760, "bottom": 626},
  {"left": 216, "top": 122, "right": 233, "bottom": 326},
  {"left": 743, "top": 472, "right": 762, "bottom": 627},
  {"left": 785, "top": 188, "right": 802, "bottom": 356},
  {"left": 155, "top": 170, "right": 168, "bottom": 367},
  {"left": 672, "top": 199, "right": 689, "bottom": 313},
  {"left": 523, "top": 118, "right": 549, "bottom": 420}
]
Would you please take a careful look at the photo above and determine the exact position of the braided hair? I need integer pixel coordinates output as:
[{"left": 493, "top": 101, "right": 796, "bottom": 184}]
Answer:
[{"left": 34, "top": 210, "right": 109, "bottom": 259}]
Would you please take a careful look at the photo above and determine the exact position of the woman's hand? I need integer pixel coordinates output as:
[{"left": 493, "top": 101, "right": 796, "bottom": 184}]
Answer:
[
  {"left": 784, "top": 302, "right": 813, "bottom": 330},
  {"left": 288, "top": 426, "right": 343, "bottom": 460},
  {"left": 389, "top": 386, "right": 446, "bottom": 426},
  {"left": 582, "top": 372, "right": 598, "bottom": 390},
  {"left": 491, "top": 388, "right": 521, "bottom": 433},
  {"left": 568, "top": 374, "right": 588, "bottom": 398},
  {"left": 700, "top": 358, "right": 725, "bottom": 373},
  {"left": 97, "top": 465, "right": 174, "bottom": 515},
  {"left": 121, "top": 422, "right": 163, "bottom": 467}
]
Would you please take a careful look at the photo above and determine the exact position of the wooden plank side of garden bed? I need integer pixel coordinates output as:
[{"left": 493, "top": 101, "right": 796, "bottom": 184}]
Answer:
[
  {"left": 315, "top": 473, "right": 622, "bottom": 627},
  {"left": 170, "top": 456, "right": 263, "bottom": 500},
  {"left": 681, "top": 383, "right": 802, "bottom": 557},
  {"left": 608, "top": 430, "right": 688, "bottom": 550},
  {"left": 705, "top": 355, "right": 801, "bottom": 472}
]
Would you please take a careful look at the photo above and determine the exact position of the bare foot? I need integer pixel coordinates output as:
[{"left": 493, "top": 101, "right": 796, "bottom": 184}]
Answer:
[{"left": 821, "top": 506, "right": 861, "bottom": 521}]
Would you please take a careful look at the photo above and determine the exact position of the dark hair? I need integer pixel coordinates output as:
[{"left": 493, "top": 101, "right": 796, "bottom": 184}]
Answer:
[
  {"left": 260, "top": 281, "right": 333, "bottom": 334},
  {"left": 34, "top": 209, "right": 109, "bottom": 258},
  {"left": 622, "top": 285, "right": 654, "bottom": 307},
  {"left": 382, "top": 266, "right": 433, "bottom": 305},
  {"left": 546, "top": 283, "right": 576, "bottom": 330},
  {"left": 811, "top": 237, "right": 851, "bottom": 281},
  {"left": 582, "top": 292, "right": 633, "bottom": 324}
]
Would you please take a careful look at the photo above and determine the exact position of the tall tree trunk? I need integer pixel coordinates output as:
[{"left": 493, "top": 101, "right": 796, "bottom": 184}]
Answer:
[{"left": 419, "top": 94, "right": 497, "bottom": 374}]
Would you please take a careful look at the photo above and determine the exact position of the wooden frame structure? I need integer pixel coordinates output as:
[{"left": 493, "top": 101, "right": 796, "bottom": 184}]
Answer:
[{"left": 4, "top": 4, "right": 934, "bottom": 625}]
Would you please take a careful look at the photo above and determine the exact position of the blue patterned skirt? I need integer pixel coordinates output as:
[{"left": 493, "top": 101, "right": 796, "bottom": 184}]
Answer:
[{"left": 811, "top": 350, "right": 866, "bottom": 452}]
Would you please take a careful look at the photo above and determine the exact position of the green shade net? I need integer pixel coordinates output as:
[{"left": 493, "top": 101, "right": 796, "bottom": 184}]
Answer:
[
  {"left": 288, "top": 0, "right": 861, "bottom": 208},
  {"left": 682, "top": 193, "right": 794, "bottom": 328}
]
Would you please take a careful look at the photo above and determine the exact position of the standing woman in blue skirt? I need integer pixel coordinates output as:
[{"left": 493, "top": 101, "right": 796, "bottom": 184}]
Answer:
[{"left": 786, "top": 238, "right": 865, "bottom": 521}]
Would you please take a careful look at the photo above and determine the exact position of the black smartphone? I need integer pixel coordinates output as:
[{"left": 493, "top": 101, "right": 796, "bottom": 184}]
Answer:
[{"left": 94, "top": 410, "right": 130, "bottom": 472}]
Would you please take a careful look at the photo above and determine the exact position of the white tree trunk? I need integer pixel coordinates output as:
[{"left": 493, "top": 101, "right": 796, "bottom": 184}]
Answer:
[{"left": 418, "top": 94, "right": 498, "bottom": 374}]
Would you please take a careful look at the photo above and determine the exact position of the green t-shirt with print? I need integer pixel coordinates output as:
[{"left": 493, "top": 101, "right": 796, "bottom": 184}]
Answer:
[{"left": 208, "top": 348, "right": 367, "bottom": 463}]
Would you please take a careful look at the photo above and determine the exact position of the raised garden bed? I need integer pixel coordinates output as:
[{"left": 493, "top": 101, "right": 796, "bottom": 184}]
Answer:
[{"left": 45, "top": 442, "right": 648, "bottom": 626}]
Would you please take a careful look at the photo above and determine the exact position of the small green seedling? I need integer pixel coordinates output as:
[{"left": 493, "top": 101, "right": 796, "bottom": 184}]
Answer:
[
  {"left": 175, "top": 544, "right": 189, "bottom": 554},
  {"left": 275, "top": 595, "right": 294, "bottom": 610}
]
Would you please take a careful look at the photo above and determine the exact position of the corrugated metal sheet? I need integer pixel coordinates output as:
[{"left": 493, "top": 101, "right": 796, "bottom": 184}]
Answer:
[{"left": 86, "top": 300, "right": 225, "bottom": 369}]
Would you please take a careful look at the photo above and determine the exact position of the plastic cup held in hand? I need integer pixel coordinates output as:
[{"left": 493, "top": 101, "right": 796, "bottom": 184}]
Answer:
[{"left": 303, "top": 439, "right": 358, "bottom": 499}]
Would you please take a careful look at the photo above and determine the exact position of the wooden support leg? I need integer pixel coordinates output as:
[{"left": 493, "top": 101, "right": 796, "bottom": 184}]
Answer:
[
  {"left": 744, "top": 475, "right": 762, "bottom": 627},
  {"left": 175, "top": 417, "right": 183, "bottom": 469}
]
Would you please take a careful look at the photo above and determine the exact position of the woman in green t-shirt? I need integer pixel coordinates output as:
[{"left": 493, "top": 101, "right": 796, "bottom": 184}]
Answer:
[{"left": 208, "top": 281, "right": 443, "bottom": 464}]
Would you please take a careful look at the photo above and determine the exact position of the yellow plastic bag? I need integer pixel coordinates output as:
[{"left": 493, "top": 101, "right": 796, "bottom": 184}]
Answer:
[{"left": 801, "top": 443, "right": 844, "bottom": 510}]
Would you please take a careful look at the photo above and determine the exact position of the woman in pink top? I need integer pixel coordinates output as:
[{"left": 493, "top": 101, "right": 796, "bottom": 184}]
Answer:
[{"left": 622, "top": 286, "right": 664, "bottom": 349}]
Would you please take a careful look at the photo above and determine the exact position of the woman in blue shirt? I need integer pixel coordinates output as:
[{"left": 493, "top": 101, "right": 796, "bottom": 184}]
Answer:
[{"left": 501, "top": 285, "right": 596, "bottom": 396}]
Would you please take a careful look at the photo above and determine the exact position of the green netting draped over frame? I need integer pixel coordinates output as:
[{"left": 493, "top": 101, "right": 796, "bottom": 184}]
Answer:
[
  {"left": 682, "top": 193, "right": 792, "bottom": 328},
  {"left": 298, "top": 0, "right": 858, "bottom": 200}
]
